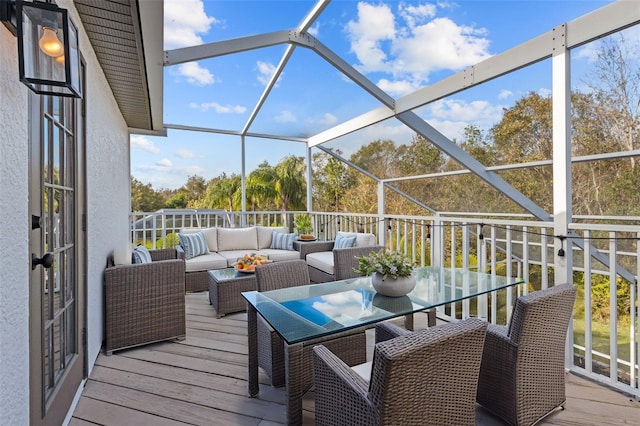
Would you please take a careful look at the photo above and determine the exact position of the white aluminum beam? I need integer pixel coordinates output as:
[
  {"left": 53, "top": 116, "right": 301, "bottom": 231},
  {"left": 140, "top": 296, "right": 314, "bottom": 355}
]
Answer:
[
  {"left": 308, "top": 106, "right": 394, "bottom": 147},
  {"left": 164, "top": 30, "right": 292, "bottom": 65},
  {"left": 311, "top": 1, "right": 640, "bottom": 147},
  {"left": 566, "top": 1, "right": 640, "bottom": 49},
  {"left": 242, "top": 1, "right": 329, "bottom": 135},
  {"left": 164, "top": 123, "right": 307, "bottom": 143},
  {"left": 396, "top": 111, "right": 551, "bottom": 221},
  {"left": 551, "top": 24, "right": 572, "bottom": 283}
]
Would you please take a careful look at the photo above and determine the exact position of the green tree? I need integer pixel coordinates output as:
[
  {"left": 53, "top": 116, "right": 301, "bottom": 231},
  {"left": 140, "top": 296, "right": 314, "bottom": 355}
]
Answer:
[
  {"left": 130, "top": 176, "right": 164, "bottom": 211},
  {"left": 274, "top": 155, "right": 306, "bottom": 211},
  {"left": 246, "top": 162, "right": 278, "bottom": 210},
  {"left": 205, "top": 173, "right": 241, "bottom": 210}
]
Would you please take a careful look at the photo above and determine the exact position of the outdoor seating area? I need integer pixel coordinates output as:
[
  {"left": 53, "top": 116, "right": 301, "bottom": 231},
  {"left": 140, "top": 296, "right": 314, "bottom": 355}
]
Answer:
[{"left": 71, "top": 291, "right": 639, "bottom": 425}]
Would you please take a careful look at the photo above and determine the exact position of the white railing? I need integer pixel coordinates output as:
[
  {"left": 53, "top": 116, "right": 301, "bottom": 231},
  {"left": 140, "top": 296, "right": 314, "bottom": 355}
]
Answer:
[{"left": 130, "top": 209, "right": 639, "bottom": 397}]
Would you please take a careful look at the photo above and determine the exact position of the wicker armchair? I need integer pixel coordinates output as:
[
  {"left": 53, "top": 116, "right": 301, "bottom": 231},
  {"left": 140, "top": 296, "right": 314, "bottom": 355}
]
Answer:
[
  {"left": 476, "top": 283, "right": 577, "bottom": 426},
  {"left": 297, "top": 240, "right": 384, "bottom": 283},
  {"left": 313, "top": 318, "right": 488, "bottom": 425},
  {"left": 255, "top": 259, "right": 367, "bottom": 387},
  {"left": 104, "top": 248, "right": 186, "bottom": 355}
]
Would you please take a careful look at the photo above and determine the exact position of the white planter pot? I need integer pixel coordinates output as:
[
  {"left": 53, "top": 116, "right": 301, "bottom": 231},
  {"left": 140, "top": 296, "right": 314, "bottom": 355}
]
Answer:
[{"left": 371, "top": 272, "right": 417, "bottom": 297}]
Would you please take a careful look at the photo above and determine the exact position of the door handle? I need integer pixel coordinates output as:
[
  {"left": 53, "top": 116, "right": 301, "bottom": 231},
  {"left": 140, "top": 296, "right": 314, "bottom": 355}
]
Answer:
[{"left": 32, "top": 253, "right": 54, "bottom": 270}]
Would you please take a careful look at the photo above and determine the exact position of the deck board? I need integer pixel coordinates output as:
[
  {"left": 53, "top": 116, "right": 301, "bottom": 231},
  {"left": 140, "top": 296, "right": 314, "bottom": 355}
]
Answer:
[{"left": 72, "top": 291, "right": 640, "bottom": 425}]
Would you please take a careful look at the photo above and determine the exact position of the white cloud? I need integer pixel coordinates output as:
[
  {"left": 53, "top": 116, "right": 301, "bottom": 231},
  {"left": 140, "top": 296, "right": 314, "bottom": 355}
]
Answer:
[
  {"left": 130, "top": 135, "right": 160, "bottom": 154},
  {"left": 164, "top": 0, "right": 218, "bottom": 49},
  {"left": 377, "top": 78, "right": 420, "bottom": 97},
  {"left": 346, "top": 2, "right": 396, "bottom": 73},
  {"left": 190, "top": 102, "right": 246, "bottom": 114},
  {"left": 257, "top": 61, "right": 279, "bottom": 86},
  {"left": 308, "top": 23, "right": 320, "bottom": 37},
  {"left": 498, "top": 90, "right": 513, "bottom": 100},
  {"left": 176, "top": 149, "right": 195, "bottom": 159},
  {"left": 538, "top": 88, "right": 552, "bottom": 97},
  {"left": 156, "top": 158, "right": 173, "bottom": 168},
  {"left": 346, "top": 2, "right": 491, "bottom": 87},
  {"left": 275, "top": 110, "right": 297, "bottom": 123},
  {"left": 177, "top": 62, "right": 215, "bottom": 86},
  {"left": 398, "top": 3, "right": 437, "bottom": 28},
  {"left": 426, "top": 99, "right": 503, "bottom": 127}
]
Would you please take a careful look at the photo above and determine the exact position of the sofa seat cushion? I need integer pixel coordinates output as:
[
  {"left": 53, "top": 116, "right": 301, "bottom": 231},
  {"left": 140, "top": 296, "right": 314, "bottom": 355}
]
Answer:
[
  {"left": 217, "top": 227, "right": 259, "bottom": 251},
  {"left": 217, "top": 250, "right": 258, "bottom": 267},
  {"left": 306, "top": 251, "right": 335, "bottom": 275},
  {"left": 184, "top": 252, "right": 227, "bottom": 272},
  {"left": 258, "top": 249, "right": 301, "bottom": 262}
]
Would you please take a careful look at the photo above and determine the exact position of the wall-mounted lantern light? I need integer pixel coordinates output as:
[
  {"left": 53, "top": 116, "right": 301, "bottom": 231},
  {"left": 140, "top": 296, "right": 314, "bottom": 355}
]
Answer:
[{"left": 1, "top": 1, "right": 81, "bottom": 98}]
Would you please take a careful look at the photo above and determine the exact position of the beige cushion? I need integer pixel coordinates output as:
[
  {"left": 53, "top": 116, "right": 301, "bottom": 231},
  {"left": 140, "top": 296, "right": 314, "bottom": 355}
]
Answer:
[
  {"left": 200, "top": 227, "right": 218, "bottom": 252},
  {"left": 217, "top": 250, "right": 255, "bottom": 267},
  {"left": 258, "top": 249, "right": 301, "bottom": 262},
  {"left": 257, "top": 225, "right": 288, "bottom": 249},
  {"left": 306, "top": 251, "right": 335, "bottom": 275},
  {"left": 351, "top": 361, "right": 372, "bottom": 382},
  {"left": 336, "top": 231, "right": 376, "bottom": 247},
  {"left": 217, "top": 227, "right": 258, "bottom": 251},
  {"left": 184, "top": 253, "right": 227, "bottom": 272}
]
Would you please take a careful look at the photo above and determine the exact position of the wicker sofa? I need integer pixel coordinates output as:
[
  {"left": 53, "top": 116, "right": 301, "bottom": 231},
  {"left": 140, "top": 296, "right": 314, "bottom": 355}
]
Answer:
[
  {"left": 177, "top": 226, "right": 301, "bottom": 292},
  {"left": 296, "top": 231, "right": 383, "bottom": 283},
  {"left": 104, "top": 248, "right": 186, "bottom": 355}
]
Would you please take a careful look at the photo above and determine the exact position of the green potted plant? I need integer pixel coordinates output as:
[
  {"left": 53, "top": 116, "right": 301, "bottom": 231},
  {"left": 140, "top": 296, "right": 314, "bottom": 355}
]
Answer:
[
  {"left": 294, "top": 213, "right": 314, "bottom": 239},
  {"left": 354, "top": 250, "right": 416, "bottom": 297}
]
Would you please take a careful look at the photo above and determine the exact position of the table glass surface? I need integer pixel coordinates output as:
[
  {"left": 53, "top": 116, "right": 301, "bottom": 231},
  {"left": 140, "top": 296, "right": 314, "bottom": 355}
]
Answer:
[
  {"left": 209, "top": 267, "right": 254, "bottom": 282},
  {"left": 242, "top": 267, "right": 524, "bottom": 344}
]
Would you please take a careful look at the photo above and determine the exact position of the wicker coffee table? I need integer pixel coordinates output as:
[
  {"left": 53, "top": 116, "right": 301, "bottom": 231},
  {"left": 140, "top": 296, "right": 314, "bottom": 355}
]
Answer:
[{"left": 208, "top": 268, "right": 257, "bottom": 318}]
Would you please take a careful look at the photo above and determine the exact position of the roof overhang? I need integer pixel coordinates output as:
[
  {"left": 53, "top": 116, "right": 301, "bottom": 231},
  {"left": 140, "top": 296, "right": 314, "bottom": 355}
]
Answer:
[{"left": 74, "top": 0, "right": 164, "bottom": 133}]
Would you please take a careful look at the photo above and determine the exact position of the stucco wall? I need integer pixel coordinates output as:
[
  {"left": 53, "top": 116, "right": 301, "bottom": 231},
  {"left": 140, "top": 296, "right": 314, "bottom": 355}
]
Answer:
[
  {"left": 0, "top": 0, "right": 132, "bottom": 420},
  {"left": 0, "top": 23, "right": 31, "bottom": 426}
]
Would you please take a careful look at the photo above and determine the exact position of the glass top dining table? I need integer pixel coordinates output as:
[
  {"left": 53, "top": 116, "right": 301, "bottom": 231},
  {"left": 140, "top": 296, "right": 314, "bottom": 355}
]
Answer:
[
  {"left": 242, "top": 266, "right": 525, "bottom": 345},
  {"left": 242, "top": 266, "right": 525, "bottom": 425}
]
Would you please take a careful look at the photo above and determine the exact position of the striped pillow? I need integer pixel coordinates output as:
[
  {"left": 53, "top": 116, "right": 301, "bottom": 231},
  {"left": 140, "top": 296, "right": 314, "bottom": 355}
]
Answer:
[
  {"left": 179, "top": 231, "right": 209, "bottom": 260},
  {"left": 334, "top": 234, "right": 356, "bottom": 249},
  {"left": 132, "top": 245, "right": 152, "bottom": 264},
  {"left": 270, "top": 231, "right": 296, "bottom": 250}
]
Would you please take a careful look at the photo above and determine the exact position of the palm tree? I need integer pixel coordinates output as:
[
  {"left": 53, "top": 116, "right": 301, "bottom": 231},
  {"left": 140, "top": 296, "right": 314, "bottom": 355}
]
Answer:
[{"left": 274, "top": 155, "right": 306, "bottom": 211}]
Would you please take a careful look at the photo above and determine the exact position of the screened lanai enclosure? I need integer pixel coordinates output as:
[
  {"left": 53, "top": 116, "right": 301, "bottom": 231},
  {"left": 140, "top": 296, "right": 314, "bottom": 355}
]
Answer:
[{"left": 131, "top": 1, "right": 640, "bottom": 398}]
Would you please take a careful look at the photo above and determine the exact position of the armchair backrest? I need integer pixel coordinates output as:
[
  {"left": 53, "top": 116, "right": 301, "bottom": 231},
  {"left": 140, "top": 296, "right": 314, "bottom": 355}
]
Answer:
[
  {"left": 368, "top": 318, "right": 487, "bottom": 424},
  {"left": 507, "top": 283, "right": 577, "bottom": 349},
  {"left": 255, "top": 259, "right": 310, "bottom": 292}
]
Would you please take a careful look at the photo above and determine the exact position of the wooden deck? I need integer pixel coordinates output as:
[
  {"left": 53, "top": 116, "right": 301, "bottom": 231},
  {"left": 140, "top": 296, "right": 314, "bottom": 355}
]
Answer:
[{"left": 70, "top": 292, "right": 640, "bottom": 425}]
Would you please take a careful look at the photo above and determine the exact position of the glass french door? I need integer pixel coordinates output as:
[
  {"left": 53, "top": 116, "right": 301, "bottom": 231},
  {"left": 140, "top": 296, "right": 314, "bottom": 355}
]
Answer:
[{"left": 29, "top": 79, "right": 85, "bottom": 425}]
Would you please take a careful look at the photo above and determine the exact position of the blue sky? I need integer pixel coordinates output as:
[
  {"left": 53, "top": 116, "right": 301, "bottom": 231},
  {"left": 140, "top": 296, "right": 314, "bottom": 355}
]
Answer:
[{"left": 130, "top": 0, "right": 615, "bottom": 190}]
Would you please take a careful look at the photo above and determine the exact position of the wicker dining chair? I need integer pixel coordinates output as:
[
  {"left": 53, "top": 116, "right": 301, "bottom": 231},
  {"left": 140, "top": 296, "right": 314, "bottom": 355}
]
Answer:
[
  {"left": 476, "top": 283, "right": 577, "bottom": 426},
  {"left": 255, "top": 259, "right": 367, "bottom": 387},
  {"left": 104, "top": 249, "right": 186, "bottom": 355},
  {"left": 313, "top": 318, "right": 488, "bottom": 426}
]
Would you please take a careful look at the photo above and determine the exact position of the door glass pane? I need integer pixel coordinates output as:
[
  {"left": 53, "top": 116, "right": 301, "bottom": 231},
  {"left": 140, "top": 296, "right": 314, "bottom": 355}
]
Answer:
[
  {"left": 52, "top": 127, "right": 61, "bottom": 186},
  {"left": 65, "top": 305, "right": 75, "bottom": 359},
  {"left": 65, "top": 134, "right": 75, "bottom": 187},
  {"left": 44, "top": 324, "right": 53, "bottom": 395},
  {"left": 65, "top": 192, "right": 74, "bottom": 246},
  {"left": 52, "top": 316, "right": 63, "bottom": 383},
  {"left": 65, "top": 250, "right": 74, "bottom": 302},
  {"left": 43, "top": 120, "right": 49, "bottom": 183},
  {"left": 53, "top": 189, "right": 62, "bottom": 250}
]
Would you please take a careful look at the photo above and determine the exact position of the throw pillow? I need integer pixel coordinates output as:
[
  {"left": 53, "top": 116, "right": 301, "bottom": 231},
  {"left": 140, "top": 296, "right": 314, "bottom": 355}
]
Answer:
[
  {"left": 179, "top": 231, "right": 209, "bottom": 260},
  {"left": 334, "top": 234, "right": 356, "bottom": 249},
  {"left": 132, "top": 245, "right": 152, "bottom": 264},
  {"left": 270, "top": 231, "right": 296, "bottom": 250}
]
